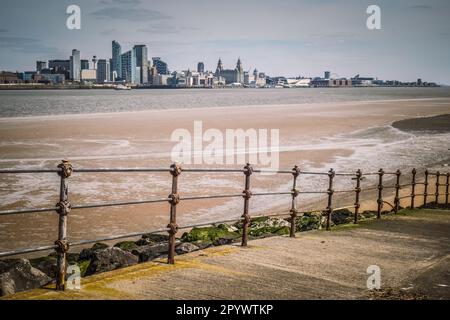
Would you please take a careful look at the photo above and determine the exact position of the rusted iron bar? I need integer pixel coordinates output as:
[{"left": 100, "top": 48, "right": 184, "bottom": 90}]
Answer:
[
  {"left": 55, "top": 160, "right": 72, "bottom": 291},
  {"left": 73, "top": 168, "right": 169, "bottom": 173},
  {"left": 446, "top": 173, "right": 450, "bottom": 205},
  {"left": 0, "top": 244, "right": 58, "bottom": 258},
  {"left": 410, "top": 168, "right": 417, "bottom": 209},
  {"left": 377, "top": 169, "right": 384, "bottom": 219},
  {"left": 0, "top": 207, "right": 57, "bottom": 216},
  {"left": 0, "top": 169, "right": 60, "bottom": 174},
  {"left": 241, "top": 163, "right": 253, "bottom": 246},
  {"left": 325, "top": 168, "right": 335, "bottom": 231},
  {"left": 167, "top": 163, "right": 181, "bottom": 264},
  {"left": 290, "top": 166, "right": 301, "bottom": 238},
  {"left": 354, "top": 169, "right": 362, "bottom": 224},
  {"left": 435, "top": 171, "right": 441, "bottom": 204},
  {"left": 423, "top": 170, "right": 429, "bottom": 206},
  {"left": 394, "top": 170, "right": 401, "bottom": 213}
]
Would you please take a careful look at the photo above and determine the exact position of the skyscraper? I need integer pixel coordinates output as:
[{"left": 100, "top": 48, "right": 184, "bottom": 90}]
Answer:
[
  {"left": 70, "top": 49, "right": 81, "bottom": 81},
  {"left": 112, "top": 40, "right": 122, "bottom": 80},
  {"left": 152, "top": 57, "right": 169, "bottom": 75},
  {"left": 36, "top": 61, "right": 46, "bottom": 73},
  {"left": 324, "top": 71, "right": 331, "bottom": 80},
  {"left": 133, "top": 45, "right": 149, "bottom": 84},
  {"left": 197, "top": 62, "right": 205, "bottom": 73},
  {"left": 96, "top": 59, "right": 110, "bottom": 83},
  {"left": 121, "top": 49, "right": 137, "bottom": 84},
  {"left": 81, "top": 60, "right": 89, "bottom": 70}
]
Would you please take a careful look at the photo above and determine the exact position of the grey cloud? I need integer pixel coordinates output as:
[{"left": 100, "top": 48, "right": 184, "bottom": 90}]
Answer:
[
  {"left": 91, "top": 7, "right": 171, "bottom": 21},
  {"left": 0, "top": 29, "right": 8, "bottom": 33},
  {"left": 0, "top": 35, "right": 62, "bottom": 55},
  {"left": 409, "top": 5, "right": 433, "bottom": 10},
  {"left": 137, "top": 24, "right": 198, "bottom": 34}
]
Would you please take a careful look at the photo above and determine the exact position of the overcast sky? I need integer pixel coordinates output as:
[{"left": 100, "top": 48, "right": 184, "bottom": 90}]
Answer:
[{"left": 1, "top": 0, "right": 449, "bottom": 84}]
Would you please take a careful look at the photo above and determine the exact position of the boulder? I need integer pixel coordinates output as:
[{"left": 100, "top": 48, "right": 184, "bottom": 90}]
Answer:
[
  {"left": 175, "top": 242, "right": 199, "bottom": 255},
  {"left": 32, "top": 253, "right": 79, "bottom": 278},
  {"left": 0, "top": 259, "right": 51, "bottom": 296},
  {"left": 132, "top": 243, "right": 169, "bottom": 263},
  {"left": 243, "top": 217, "right": 291, "bottom": 237},
  {"left": 331, "top": 209, "right": 354, "bottom": 225},
  {"left": 84, "top": 247, "right": 138, "bottom": 276},
  {"left": 78, "top": 242, "right": 109, "bottom": 261},
  {"left": 114, "top": 241, "right": 138, "bottom": 252},
  {"left": 181, "top": 225, "right": 241, "bottom": 243},
  {"left": 135, "top": 233, "right": 170, "bottom": 246},
  {"left": 296, "top": 212, "right": 325, "bottom": 232}
]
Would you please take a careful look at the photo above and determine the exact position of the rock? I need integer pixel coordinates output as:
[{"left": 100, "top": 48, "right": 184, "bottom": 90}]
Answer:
[
  {"left": 331, "top": 209, "right": 354, "bottom": 225},
  {"left": 84, "top": 247, "right": 138, "bottom": 276},
  {"left": 114, "top": 241, "right": 138, "bottom": 252},
  {"left": 135, "top": 233, "right": 170, "bottom": 246},
  {"left": 213, "top": 238, "right": 234, "bottom": 246},
  {"left": 0, "top": 259, "right": 51, "bottom": 296},
  {"left": 29, "top": 256, "right": 57, "bottom": 278},
  {"left": 216, "top": 223, "right": 238, "bottom": 232},
  {"left": 190, "top": 240, "right": 213, "bottom": 250},
  {"left": 132, "top": 243, "right": 169, "bottom": 263},
  {"left": 244, "top": 217, "right": 291, "bottom": 237},
  {"left": 296, "top": 212, "right": 325, "bottom": 232},
  {"left": 181, "top": 226, "right": 240, "bottom": 243},
  {"left": 175, "top": 242, "right": 199, "bottom": 254},
  {"left": 78, "top": 242, "right": 109, "bottom": 261}
]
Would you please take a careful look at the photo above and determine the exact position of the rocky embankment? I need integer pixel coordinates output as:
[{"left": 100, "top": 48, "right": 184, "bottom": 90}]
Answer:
[{"left": 0, "top": 209, "right": 386, "bottom": 296}]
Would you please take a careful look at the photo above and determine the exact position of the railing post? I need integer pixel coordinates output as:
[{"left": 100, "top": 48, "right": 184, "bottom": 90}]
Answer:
[
  {"left": 354, "top": 169, "right": 362, "bottom": 224},
  {"left": 394, "top": 170, "right": 401, "bottom": 213},
  {"left": 326, "top": 168, "right": 335, "bottom": 231},
  {"left": 410, "top": 168, "right": 417, "bottom": 209},
  {"left": 55, "top": 159, "right": 72, "bottom": 291},
  {"left": 377, "top": 169, "right": 384, "bottom": 219},
  {"left": 423, "top": 170, "right": 429, "bottom": 206},
  {"left": 446, "top": 173, "right": 450, "bottom": 205},
  {"left": 435, "top": 171, "right": 440, "bottom": 205},
  {"left": 167, "top": 163, "right": 181, "bottom": 264},
  {"left": 290, "top": 166, "right": 301, "bottom": 238},
  {"left": 241, "top": 163, "right": 253, "bottom": 247}
]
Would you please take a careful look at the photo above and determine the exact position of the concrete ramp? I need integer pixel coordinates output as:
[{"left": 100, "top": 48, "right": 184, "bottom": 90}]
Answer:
[{"left": 4, "top": 209, "right": 450, "bottom": 300}]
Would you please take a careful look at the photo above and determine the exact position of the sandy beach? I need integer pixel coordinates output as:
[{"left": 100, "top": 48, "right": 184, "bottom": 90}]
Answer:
[{"left": 1, "top": 93, "right": 450, "bottom": 252}]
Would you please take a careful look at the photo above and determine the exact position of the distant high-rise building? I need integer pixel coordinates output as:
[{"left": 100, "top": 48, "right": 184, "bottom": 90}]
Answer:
[
  {"left": 97, "top": 59, "right": 110, "bottom": 83},
  {"left": 49, "top": 59, "right": 70, "bottom": 72},
  {"left": 324, "top": 71, "right": 331, "bottom": 80},
  {"left": 152, "top": 57, "right": 169, "bottom": 75},
  {"left": 197, "top": 62, "right": 205, "bottom": 73},
  {"left": 133, "top": 45, "right": 149, "bottom": 84},
  {"left": 112, "top": 40, "right": 122, "bottom": 80},
  {"left": 121, "top": 49, "right": 137, "bottom": 84},
  {"left": 417, "top": 78, "right": 422, "bottom": 86},
  {"left": 36, "top": 61, "right": 46, "bottom": 73},
  {"left": 70, "top": 49, "right": 81, "bottom": 81},
  {"left": 81, "top": 59, "right": 90, "bottom": 70}
]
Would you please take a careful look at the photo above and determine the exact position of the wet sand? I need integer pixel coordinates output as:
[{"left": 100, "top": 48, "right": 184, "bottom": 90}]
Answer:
[{"left": 1, "top": 97, "right": 450, "bottom": 252}]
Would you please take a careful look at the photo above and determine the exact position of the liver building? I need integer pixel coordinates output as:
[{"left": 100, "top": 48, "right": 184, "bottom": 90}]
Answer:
[{"left": 215, "top": 58, "right": 244, "bottom": 84}]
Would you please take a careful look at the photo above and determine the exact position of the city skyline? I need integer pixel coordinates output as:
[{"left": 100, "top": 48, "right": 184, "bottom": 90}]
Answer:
[{"left": 1, "top": 0, "right": 450, "bottom": 84}]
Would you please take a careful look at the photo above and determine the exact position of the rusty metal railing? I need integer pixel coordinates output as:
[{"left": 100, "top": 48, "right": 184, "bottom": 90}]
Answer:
[{"left": 0, "top": 160, "right": 448, "bottom": 290}]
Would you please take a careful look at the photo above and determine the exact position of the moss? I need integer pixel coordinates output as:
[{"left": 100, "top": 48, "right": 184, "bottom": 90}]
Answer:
[
  {"left": 249, "top": 226, "right": 290, "bottom": 237},
  {"left": 182, "top": 227, "right": 240, "bottom": 242},
  {"left": 296, "top": 214, "right": 323, "bottom": 232},
  {"left": 77, "top": 260, "right": 90, "bottom": 277},
  {"left": 92, "top": 243, "right": 109, "bottom": 251},
  {"left": 114, "top": 241, "right": 138, "bottom": 252}
]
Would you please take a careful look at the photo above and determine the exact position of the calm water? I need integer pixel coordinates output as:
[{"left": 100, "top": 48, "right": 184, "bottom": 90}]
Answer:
[{"left": 1, "top": 87, "right": 450, "bottom": 118}]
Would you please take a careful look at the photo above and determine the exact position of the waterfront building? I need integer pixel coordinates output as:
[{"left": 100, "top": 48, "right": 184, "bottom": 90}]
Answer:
[
  {"left": 112, "top": 40, "right": 122, "bottom": 80},
  {"left": 121, "top": 48, "right": 137, "bottom": 84},
  {"left": 36, "top": 61, "right": 46, "bottom": 73},
  {"left": 48, "top": 59, "right": 70, "bottom": 72},
  {"left": 152, "top": 57, "right": 169, "bottom": 75},
  {"left": 96, "top": 59, "right": 110, "bottom": 83},
  {"left": 324, "top": 71, "right": 331, "bottom": 80},
  {"left": 70, "top": 49, "right": 81, "bottom": 81},
  {"left": 215, "top": 58, "right": 244, "bottom": 84},
  {"left": 197, "top": 62, "right": 205, "bottom": 73},
  {"left": 0, "top": 71, "right": 22, "bottom": 84},
  {"left": 80, "top": 69, "right": 97, "bottom": 82},
  {"left": 35, "top": 73, "right": 65, "bottom": 84},
  {"left": 134, "top": 45, "right": 149, "bottom": 84},
  {"left": 311, "top": 77, "right": 352, "bottom": 87},
  {"left": 351, "top": 75, "right": 374, "bottom": 86},
  {"left": 81, "top": 59, "right": 90, "bottom": 70}
]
